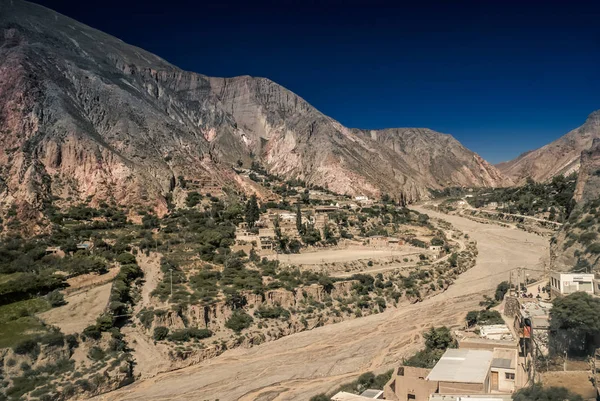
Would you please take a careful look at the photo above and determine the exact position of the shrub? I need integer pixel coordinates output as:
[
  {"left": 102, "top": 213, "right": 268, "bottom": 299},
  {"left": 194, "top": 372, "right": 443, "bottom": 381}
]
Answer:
[
  {"left": 116, "top": 253, "right": 137, "bottom": 265},
  {"left": 47, "top": 290, "right": 66, "bottom": 307},
  {"left": 40, "top": 331, "right": 65, "bottom": 347},
  {"left": 83, "top": 325, "right": 102, "bottom": 341},
  {"left": 494, "top": 281, "right": 510, "bottom": 301},
  {"left": 13, "top": 339, "right": 39, "bottom": 356},
  {"left": 225, "top": 311, "right": 253, "bottom": 333},
  {"left": 153, "top": 326, "right": 169, "bottom": 341},
  {"left": 254, "top": 305, "right": 290, "bottom": 319},
  {"left": 88, "top": 346, "right": 105, "bottom": 361},
  {"left": 168, "top": 327, "right": 212, "bottom": 342}
]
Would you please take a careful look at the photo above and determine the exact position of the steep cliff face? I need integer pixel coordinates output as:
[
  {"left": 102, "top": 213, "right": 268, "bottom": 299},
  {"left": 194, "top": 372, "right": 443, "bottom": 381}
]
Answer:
[
  {"left": 0, "top": 0, "right": 509, "bottom": 219},
  {"left": 498, "top": 111, "right": 600, "bottom": 183},
  {"left": 551, "top": 138, "right": 600, "bottom": 272}
]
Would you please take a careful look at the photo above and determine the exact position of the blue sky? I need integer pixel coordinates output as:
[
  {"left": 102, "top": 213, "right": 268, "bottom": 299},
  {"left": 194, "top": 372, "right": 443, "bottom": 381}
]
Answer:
[{"left": 35, "top": 0, "right": 600, "bottom": 164}]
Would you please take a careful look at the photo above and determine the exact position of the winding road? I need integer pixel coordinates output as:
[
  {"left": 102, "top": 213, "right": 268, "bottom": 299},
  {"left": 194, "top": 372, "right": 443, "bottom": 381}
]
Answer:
[{"left": 93, "top": 206, "right": 548, "bottom": 401}]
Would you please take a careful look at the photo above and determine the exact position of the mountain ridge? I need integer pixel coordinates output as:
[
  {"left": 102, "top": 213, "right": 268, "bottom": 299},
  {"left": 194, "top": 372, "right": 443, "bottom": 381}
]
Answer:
[
  {"left": 0, "top": 0, "right": 510, "bottom": 223},
  {"left": 497, "top": 110, "right": 600, "bottom": 183}
]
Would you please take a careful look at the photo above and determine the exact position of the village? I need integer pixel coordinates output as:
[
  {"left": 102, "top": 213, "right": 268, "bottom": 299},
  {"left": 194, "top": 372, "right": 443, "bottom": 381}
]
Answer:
[{"left": 328, "top": 273, "right": 598, "bottom": 401}]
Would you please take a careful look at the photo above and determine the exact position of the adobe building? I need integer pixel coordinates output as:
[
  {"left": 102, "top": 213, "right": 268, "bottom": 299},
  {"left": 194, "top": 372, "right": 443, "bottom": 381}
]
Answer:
[{"left": 384, "top": 347, "right": 519, "bottom": 401}]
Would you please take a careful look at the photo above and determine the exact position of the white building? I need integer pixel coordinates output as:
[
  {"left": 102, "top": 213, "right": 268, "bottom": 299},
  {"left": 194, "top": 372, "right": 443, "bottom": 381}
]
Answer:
[{"left": 549, "top": 272, "right": 594, "bottom": 297}]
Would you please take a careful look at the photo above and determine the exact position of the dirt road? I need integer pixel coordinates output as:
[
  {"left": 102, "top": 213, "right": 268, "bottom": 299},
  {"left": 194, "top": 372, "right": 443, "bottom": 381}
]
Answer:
[{"left": 93, "top": 206, "right": 548, "bottom": 401}]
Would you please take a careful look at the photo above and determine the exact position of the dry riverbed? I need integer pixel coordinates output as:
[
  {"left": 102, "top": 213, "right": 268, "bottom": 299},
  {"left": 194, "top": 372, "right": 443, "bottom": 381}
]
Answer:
[{"left": 93, "top": 206, "right": 548, "bottom": 401}]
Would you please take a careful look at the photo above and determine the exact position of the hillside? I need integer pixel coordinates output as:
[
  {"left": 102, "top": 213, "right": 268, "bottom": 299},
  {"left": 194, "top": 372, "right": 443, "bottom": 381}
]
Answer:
[
  {"left": 551, "top": 138, "right": 600, "bottom": 272},
  {"left": 497, "top": 110, "right": 600, "bottom": 183},
  {"left": 0, "top": 0, "right": 509, "bottom": 226}
]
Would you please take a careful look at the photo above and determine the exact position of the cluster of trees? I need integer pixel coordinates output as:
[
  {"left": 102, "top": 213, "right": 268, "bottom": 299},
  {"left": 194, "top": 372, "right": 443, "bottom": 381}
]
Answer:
[
  {"left": 403, "top": 326, "right": 456, "bottom": 368},
  {"left": 549, "top": 292, "right": 600, "bottom": 356},
  {"left": 468, "top": 174, "right": 577, "bottom": 221}
]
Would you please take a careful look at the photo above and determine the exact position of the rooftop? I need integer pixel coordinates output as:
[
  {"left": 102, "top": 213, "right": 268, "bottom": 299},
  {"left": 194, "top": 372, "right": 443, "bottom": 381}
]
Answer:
[
  {"left": 429, "top": 395, "right": 513, "bottom": 401},
  {"left": 331, "top": 392, "right": 378, "bottom": 401},
  {"left": 359, "top": 389, "right": 384, "bottom": 398},
  {"left": 520, "top": 300, "right": 552, "bottom": 328},
  {"left": 491, "top": 348, "right": 516, "bottom": 369},
  {"left": 479, "top": 325, "right": 514, "bottom": 341},
  {"left": 426, "top": 349, "right": 493, "bottom": 384}
]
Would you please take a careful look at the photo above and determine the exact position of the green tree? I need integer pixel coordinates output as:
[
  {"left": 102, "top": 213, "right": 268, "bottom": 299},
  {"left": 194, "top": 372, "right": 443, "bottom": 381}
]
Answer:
[
  {"left": 423, "top": 326, "right": 456, "bottom": 350},
  {"left": 550, "top": 292, "right": 600, "bottom": 356},
  {"left": 295, "top": 203, "right": 303, "bottom": 234},
  {"left": 186, "top": 191, "right": 202, "bottom": 207},
  {"left": 301, "top": 189, "right": 310, "bottom": 205},
  {"left": 225, "top": 311, "right": 254, "bottom": 333},
  {"left": 245, "top": 195, "right": 260, "bottom": 228},
  {"left": 153, "top": 327, "right": 169, "bottom": 341},
  {"left": 495, "top": 281, "right": 510, "bottom": 301}
]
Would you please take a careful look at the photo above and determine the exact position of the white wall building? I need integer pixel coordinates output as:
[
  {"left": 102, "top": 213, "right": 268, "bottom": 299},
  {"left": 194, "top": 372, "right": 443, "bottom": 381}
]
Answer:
[{"left": 549, "top": 272, "right": 594, "bottom": 297}]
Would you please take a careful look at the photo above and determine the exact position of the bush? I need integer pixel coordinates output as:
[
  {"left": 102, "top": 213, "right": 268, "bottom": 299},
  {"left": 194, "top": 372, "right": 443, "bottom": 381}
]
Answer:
[
  {"left": 494, "top": 281, "right": 509, "bottom": 301},
  {"left": 13, "top": 339, "right": 39, "bottom": 356},
  {"left": 47, "top": 290, "right": 66, "bottom": 307},
  {"left": 116, "top": 253, "right": 137, "bottom": 265},
  {"left": 168, "top": 327, "right": 212, "bottom": 342},
  {"left": 153, "top": 326, "right": 169, "bottom": 341},
  {"left": 254, "top": 305, "right": 290, "bottom": 319},
  {"left": 83, "top": 325, "right": 102, "bottom": 341},
  {"left": 88, "top": 346, "right": 105, "bottom": 361},
  {"left": 225, "top": 311, "right": 253, "bottom": 333},
  {"left": 40, "top": 331, "right": 65, "bottom": 347}
]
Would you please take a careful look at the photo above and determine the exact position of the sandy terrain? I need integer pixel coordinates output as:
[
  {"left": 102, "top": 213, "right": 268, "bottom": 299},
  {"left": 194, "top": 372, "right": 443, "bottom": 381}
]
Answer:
[
  {"left": 276, "top": 248, "right": 419, "bottom": 265},
  {"left": 38, "top": 283, "right": 112, "bottom": 334},
  {"left": 541, "top": 371, "right": 596, "bottom": 399},
  {"left": 92, "top": 206, "right": 548, "bottom": 401}
]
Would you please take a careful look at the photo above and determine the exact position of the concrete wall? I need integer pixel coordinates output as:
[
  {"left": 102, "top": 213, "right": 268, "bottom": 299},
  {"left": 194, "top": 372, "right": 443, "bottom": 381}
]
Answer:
[
  {"left": 438, "top": 381, "right": 486, "bottom": 394},
  {"left": 492, "top": 367, "right": 516, "bottom": 393},
  {"left": 384, "top": 367, "right": 438, "bottom": 401}
]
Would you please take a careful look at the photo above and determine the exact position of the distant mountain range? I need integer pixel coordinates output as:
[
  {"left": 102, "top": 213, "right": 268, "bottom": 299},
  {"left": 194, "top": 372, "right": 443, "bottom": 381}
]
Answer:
[
  {"left": 0, "top": 0, "right": 511, "bottom": 217},
  {"left": 497, "top": 111, "right": 600, "bottom": 183}
]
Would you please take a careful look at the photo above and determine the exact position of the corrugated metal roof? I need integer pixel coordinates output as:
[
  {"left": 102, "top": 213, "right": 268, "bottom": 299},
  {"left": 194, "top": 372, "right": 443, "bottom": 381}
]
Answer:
[{"left": 426, "top": 349, "right": 493, "bottom": 384}]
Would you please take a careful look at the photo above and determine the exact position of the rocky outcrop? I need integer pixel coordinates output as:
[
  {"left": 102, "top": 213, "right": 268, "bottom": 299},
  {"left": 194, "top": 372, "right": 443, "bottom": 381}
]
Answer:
[
  {"left": 0, "top": 0, "right": 510, "bottom": 223},
  {"left": 550, "top": 138, "right": 600, "bottom": 272},
  {"left": 573, "top": 138, "right": 600, "bottom": 203},
  {"left": 498, "top": 110, "right": 600, "bottom": 183}
]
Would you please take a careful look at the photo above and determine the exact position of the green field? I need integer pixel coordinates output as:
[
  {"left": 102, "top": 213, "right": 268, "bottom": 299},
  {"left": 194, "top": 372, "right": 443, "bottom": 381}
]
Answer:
[{"left": 0, "top": 298, "right": 52, "bottom": 348}]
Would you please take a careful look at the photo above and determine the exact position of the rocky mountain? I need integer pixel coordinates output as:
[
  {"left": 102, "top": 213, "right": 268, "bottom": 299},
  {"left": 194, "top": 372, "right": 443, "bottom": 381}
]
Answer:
[
  {"left": 551, "top": 138, "right": 600, "bottom": 272},
  {"left": 497, "top": 110, "right": 600, "bottom": 184},
  {"left": 0, "top": 0, "right": 509, "bottom": 220}
]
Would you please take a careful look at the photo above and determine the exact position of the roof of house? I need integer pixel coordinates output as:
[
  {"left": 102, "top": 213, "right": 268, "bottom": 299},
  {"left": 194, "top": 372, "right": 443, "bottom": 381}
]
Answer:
[
  {"left": 359, "top": 389, "right": 384, "bottom": 398},
  {"left": 491, "top": 348, "right": 516, "bottom": 370},
  {"left": 426, "top": 349, "right": 493, "bottom": 384},
  {"left": 429, "top": 394, "right": 513, "bottom": 401},
  {"left": 331, "top": 392, "right": 377, "bottom": 401}
]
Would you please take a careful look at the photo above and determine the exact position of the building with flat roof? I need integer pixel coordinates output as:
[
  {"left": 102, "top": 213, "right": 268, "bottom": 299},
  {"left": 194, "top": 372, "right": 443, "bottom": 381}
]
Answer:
[
  {"left": 426, "top": 349, "right": 493, "bottom": 392},
  {"left": 332, "top": 391, "right": 382, "bottom": 400},
  {"left": 359, "top": 389, "right": 384, "bottom": 398},
  {"left": 384, "top": 345, "right": 519, "bottom": 401},
  {"left": 429, "top": 394, "right": 513, "bottom": 401},
  {"left": 549, "top": 272, "right": 594, "bottom": 297}
]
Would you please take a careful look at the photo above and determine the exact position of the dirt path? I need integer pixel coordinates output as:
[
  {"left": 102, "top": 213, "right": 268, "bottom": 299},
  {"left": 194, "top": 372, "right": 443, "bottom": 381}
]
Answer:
[
  {"left": 92, "top": 206, "right": 548, "bottom": 401},
  {"left": 38, "top": 283, "right": 112, "bottom": 335},
  {"left": 135, "top": 252, "right": 162, "bottom": 311},
  {"left": 123, "top": 251, "right": 173, "bottom": 379}
]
